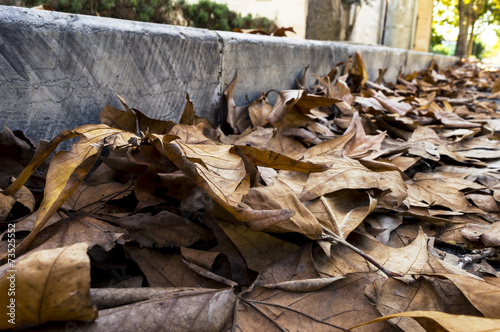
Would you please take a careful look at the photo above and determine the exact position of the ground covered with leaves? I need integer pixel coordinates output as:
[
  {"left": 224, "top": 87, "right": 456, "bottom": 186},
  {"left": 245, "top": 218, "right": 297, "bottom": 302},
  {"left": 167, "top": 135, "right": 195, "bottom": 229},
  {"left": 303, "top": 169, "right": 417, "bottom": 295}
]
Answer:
[{"left": 2, "top": 54, "right": 500, "bottom": 331}]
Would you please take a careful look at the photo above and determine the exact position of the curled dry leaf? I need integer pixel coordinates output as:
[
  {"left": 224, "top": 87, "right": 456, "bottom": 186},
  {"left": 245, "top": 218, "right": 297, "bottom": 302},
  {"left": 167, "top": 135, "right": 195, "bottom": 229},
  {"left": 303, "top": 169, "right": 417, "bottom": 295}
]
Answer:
[
  {"left": 350, "top": 310, "right": 500, "bottom": 332},
  {"left": 244, "top": 179, "right": 322, "bottom": 238},
  {"left": 78, "top": 288, "right": 236, "bottom": 332},
  {"left": 0, "top": 243, "right": 97, "bottom": 329},
  {"left": 305, "top": 190, "right": 377, "bottom": 239},
  {"left": 299, "top": 156, "right": 407, "bottom": 208}
]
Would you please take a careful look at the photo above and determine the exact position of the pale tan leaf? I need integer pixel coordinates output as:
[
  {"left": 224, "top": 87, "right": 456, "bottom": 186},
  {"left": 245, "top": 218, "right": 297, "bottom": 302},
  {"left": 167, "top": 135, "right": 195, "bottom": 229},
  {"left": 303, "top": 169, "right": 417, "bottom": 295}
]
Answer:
[
  {"left": 244, "top": 179, "right": 322, "bottom": 238},
  {"left": 305, "top": 190, "right": 377, "bottom": 239},
  {"left": 299, "top": 157, "right": 407, "bottom": 208},
  {"left": 351, "top": 310, "right": 500, "bottom": 332},
  {"left": 0, "top": 243, "right": 97, "bottom": 329},
  {"left": 234, "top": 145, "right": 330, "bottom": 173}
]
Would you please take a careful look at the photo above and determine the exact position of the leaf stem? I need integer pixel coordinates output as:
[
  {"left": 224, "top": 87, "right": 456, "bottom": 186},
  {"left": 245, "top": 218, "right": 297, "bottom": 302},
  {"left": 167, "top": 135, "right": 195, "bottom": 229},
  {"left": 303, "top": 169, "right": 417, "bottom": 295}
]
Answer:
[{"left": 319, "top": 230, "right": 401, "bottom": 278}]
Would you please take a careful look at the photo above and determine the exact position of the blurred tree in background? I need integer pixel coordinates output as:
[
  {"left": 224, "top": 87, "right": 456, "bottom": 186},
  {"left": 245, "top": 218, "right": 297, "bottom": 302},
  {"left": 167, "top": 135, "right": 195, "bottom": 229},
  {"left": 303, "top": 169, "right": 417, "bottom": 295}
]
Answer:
[{"left": 1, "top": 0, "right": 277, "bottom": 32}]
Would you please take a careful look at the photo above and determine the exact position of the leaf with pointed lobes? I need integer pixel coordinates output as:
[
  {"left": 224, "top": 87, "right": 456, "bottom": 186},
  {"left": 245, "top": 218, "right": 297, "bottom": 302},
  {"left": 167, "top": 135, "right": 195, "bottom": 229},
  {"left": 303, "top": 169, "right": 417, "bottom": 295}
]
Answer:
[
  {"left": 350, "top": 311, "right": 500, "bottom": 332},
  {"left": 407, "top": 172, "right": 485, "bottom": 214},
  {"left": 272, "top": 26, "right": 296, "bottom": 37},
  {"left": 304, "top": 189, "right": 377, "bottom": 239},
  {"left": 373, "top": 91, "right": 414, "bottom": 116},
  {"left": 100, "top": 105, "right": 137, "bottom": 133},
  {"left": 28, "top": 214, "right": 124, "bottom": 253},
  {"left": 343, "top": 112, "right": 386, "bottom": 159},
  {"left": 233, "top": 145, "right": 330, "bottom": 173},
  {"left": 0, "top": 243, "right": 97, "bottom": 330},
  {"left": 248, "top": 93, "right": 273, "bottom": 128},
  {"left": 267, "top": 89, "right": 340, "bottom": 124},
  {"left": 179, "top": 93, "right": 195, "bottom": 125},
  {"left": 299, "top": 156, "right": 407, "bottom": 208},
  {"left": 244, "top": 179, "right": 322, "bottom": 238},
  {"left": 232, "top": 273, "right": 395, "bottom": 332},
  {"left": 1, "top": 127, "right": 82, "bottom": 196},
  {"left": 153, "top": 139, "right": 294, "bottom": 227}
]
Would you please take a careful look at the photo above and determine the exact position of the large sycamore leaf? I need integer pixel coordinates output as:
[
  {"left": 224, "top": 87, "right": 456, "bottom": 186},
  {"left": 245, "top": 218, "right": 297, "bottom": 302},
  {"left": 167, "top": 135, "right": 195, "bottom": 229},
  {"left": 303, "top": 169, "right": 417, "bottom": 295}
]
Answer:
[
  {"left": 78, "top": 288, "right": 236, "bottom": 332},
  {"left": 233, "top": 145, "right": 329, "bottom": 173},
  {"left": 153, "top": 138, "right": 294, "bottom": 228},
  {"left": 407, "top": 172, "right": 485, "bottom": 213},
  {"left": 0, "top": 243, "right": 97, "bottom": 329},
  {"left": 231, "top": 273, "right": 395, "bottom": 332},
  {"left": 315, "top": 229, "right": 428, "bottom": 282},
  {"left": 299, "top": 157, "right": 407, "bottom": 207},
  {"left": 305, "top": 190, "right": 377, "bottom": 239},
  {"left": 244, "top": 179, "right": 322, "bottom": 238},
  {"left": 351, "top": 311, "right": 500, "bottom": 332}
]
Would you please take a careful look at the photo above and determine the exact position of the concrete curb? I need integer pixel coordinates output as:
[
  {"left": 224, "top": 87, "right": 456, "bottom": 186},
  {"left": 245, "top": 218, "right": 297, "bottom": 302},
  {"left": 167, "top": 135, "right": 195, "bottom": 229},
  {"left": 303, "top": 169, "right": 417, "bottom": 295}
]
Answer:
[{"left": 0, "top": 5, "right": 458, "bottom": 142}]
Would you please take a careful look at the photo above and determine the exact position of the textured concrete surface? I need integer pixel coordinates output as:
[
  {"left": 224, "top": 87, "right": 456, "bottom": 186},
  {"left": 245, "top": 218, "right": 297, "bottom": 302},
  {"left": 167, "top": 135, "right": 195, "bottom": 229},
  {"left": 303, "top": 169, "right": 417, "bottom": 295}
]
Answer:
[
  {"left": 0, "top": 5, "right": 457, "bottom": 142},
  {"left": 0, "top": 6, "right": 221, "bottom": 141}
]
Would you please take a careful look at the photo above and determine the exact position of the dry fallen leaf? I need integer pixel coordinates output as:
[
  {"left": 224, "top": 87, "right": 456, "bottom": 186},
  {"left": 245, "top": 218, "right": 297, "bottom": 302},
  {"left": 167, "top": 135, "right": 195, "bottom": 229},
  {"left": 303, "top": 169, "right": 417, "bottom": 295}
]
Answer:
[{"left": 0, "top": 243, "right": 97, "bottom": 329}]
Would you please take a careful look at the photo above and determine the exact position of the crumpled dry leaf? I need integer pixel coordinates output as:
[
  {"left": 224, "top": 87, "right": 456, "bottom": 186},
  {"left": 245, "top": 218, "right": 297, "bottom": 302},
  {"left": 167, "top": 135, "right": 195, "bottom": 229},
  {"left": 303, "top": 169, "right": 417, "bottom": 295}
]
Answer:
[
  {"left": 407, "top": 172, "right": 485, "bottom": 213},
  {"left": 5, "top": 125, "right": 135, "bottom": 257},
  {"left": 305, "top": 190, "right": 377, "bottom": 239},
  {"left": 462, "top": 222, "right": 500, "bottom": 247},
  {"left": 299, "top": 156, "right": 407, "bottom": 208},
  {"left": 0, "top": 243, "right": 97, "bottom": 329},
  {"left": 244, "top": 179, "right": 322, "bottom": 238}
]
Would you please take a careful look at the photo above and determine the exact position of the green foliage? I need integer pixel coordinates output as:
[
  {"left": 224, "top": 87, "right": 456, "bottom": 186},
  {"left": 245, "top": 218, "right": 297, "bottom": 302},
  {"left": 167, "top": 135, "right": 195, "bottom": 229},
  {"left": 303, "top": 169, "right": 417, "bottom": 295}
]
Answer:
[
  {"left": 472, "top": 39, "right": 486, "bottom": 59},
  {"left": 178, "top": 0, "right": 276, "bottom": 32},
  {"left": 429, "top": 26, "right": 445, "bottom": 50},
  {"left": 6, "top": 0, "right": 173, "bottom": 23},
  {"left": 431, "top": 44, "right": 451, "bottom": 55},
  {"left": 7, "top": 0, "right": 277, "bottom": 32}
]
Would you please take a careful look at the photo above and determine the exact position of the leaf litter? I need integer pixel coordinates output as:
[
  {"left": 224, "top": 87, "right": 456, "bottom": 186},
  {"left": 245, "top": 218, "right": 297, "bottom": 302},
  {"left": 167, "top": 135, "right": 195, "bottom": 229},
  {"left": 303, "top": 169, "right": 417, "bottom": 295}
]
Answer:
[{"left": 2, "top": 54, "right": 500, "bottom": 331}]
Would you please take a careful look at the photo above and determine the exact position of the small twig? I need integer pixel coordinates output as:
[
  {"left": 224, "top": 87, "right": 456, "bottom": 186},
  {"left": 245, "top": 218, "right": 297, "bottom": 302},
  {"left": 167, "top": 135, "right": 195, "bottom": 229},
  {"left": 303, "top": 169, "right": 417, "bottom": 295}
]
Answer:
[
  {"left": 319, "top": 196, "right": 401, "bottom": 278},
  {"left": 320, "top": 196, "right": 343, "bottom": 240},
  {"left": 319, "top": 232, "right": 401, "bottom": 278}
]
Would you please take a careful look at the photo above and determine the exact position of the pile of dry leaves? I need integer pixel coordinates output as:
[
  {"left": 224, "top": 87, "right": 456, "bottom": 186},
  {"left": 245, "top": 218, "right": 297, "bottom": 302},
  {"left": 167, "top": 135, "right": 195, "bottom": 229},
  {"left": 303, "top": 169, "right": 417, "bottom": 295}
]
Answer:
[{"left": 2, "top": 53, "right": 500, "bottom": 331}]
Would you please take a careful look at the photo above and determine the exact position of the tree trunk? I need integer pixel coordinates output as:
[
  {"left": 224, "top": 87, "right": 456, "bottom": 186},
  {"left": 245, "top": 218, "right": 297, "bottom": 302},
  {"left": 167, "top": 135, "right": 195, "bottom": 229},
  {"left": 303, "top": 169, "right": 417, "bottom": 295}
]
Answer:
[
  {"left": 455, "top": 0, "right": 469, "bottom": 57},
  {"left": 467, "top": 20, "right": 476, "bottom": 57},
  {"left": 306, "top": 0, "right": 342, "bottom": 41}
]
